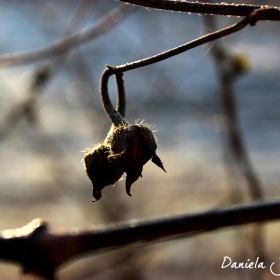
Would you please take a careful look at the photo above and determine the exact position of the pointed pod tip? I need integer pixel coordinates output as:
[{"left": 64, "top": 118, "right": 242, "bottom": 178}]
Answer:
[{"left": 152, "top": 154, "right": 167, "bottom": 173}]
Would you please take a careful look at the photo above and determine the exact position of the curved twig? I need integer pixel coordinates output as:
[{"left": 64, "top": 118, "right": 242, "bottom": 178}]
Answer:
[
  {"left": 99, "top": 14, "right": 249, "bottom": 123},
  {"left": 100, "top": 66, "right": 129, "bottom": 126},
  {"left": 120, "top": 0, "right": 280, "bottom": 19},
  {"left": 100, "top": 7, "right": 272, "bottom": 123},
  {"left": 101, "top": 7, "right": 275, "bottom": 78},
  {"left": 0, "top": 3, "right": 135, "bottom": 67},
  {"left": 104, "top": 72, "right": 127, "bottom": 140},
  {"left": 115, "top": 73, "right": 126, "bottom": 117}
]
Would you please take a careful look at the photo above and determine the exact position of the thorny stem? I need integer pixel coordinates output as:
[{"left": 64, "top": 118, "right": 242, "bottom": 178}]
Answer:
[
  {"left": 100, "top": 8, "right": 273, "bottom": 124},
  {"left": 120, "top": 0, "right": 280, "bottom": 19}
]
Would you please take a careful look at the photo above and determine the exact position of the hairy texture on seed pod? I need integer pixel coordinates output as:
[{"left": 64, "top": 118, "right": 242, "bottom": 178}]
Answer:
[
  {"left": 83, "top": 69, "right": 166, "bottom": 202},
  {"left": 83, "top": 143, "right": 123, "bottom": 202},
  {"left": 107, "top": 123, "right": 166, "bottom": 197}
]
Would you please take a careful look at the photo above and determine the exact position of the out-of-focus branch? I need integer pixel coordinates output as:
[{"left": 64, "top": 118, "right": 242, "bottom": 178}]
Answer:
[
  {"left": 120, "top": 0, "right": 280, "bottom": 19},
  {"left": 204, "top": 14, "right": 264, "bottom": 280},
  {"left": 1, "top": 199, "right": 280, "bottom": 279},
  {"left": 203, "top": 17, "right": 263, "bottom": 202},
  {"left": 0, "top": 3, "right": 135, "bottom": 67},
  {"left": 0, "top": 63, "right": 53, "bottom": 141},
  {"left": 0, "top": 1, "right": 131, "bottom": 142}
]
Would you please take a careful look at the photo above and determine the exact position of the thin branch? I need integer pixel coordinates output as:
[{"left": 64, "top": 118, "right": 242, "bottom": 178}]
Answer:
[
  {"left": 1, "top": 199, "right": 280, "bottom": 278},
  {"left": 120, "top": 0, "right": 280, "bottom": 19},
  {"left": 100, "top": 7, "right": 270, "bottom": 124},
  {"left": 0, "top": 3, "right": 135, "bottom": 67},
  {"left": 104, "top": 7, "right": 275, "bottom": 76},
  {"left": 115, "top": 73, "right": 126, "bottom": 117},
  {"left": 100, "top": 67, "right": 129, "bottom": 126},
  {"left": 108, "top": 17, "right": 250, "bottom": 73}
]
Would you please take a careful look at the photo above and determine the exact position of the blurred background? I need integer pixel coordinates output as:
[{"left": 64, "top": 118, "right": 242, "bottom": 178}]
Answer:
[{"left": 0, "top": 0, "right": 280, "bottom": 279}]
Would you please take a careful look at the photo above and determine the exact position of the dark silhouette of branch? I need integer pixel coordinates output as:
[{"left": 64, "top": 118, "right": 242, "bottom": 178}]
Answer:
[
  {"left": 1, "top": 199, "right": 280, "bottom": 279},
  {"left": 99, "top": 12, "right": 250, "bottom": 125},
  {"left": 0, "top": 3, "right": 135, "bottom": 67},
  {"left": 99, "top": 7, "right": 273, "bottom": 128},
  {"left": 100, "top": 66, "right": 129, "bottom": 127},
  {"left": 101, "top": 6, "right": 276, "bottom": 82},
  {"left": 115, "top": 73, "right": 126, "bottom": 118},
  {"left": 120, "top": 0, "right": 280, "bottom": 19}
]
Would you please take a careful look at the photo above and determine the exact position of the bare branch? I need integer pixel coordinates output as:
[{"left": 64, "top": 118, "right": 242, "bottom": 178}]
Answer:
[
  {"left": 99, "top": 7, "right": 272, "bottom": 126},
  {"left": 120, "top": 0, "right": 280, "bottom": 19},
  {"left": 103, "top": 6, "right": 274, "bottom": 79},
  {"left": 1, "top": 199, "right": 280, "bottom": 278},
  {"left": 0, "top": 3, "right": 135, "bottom": 67}
]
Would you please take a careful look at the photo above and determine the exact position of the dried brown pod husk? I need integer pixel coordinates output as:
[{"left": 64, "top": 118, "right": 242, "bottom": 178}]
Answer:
[
  {"left": 83, "top": 143, "right": 123, "bottom": 202},
  {"left": 84, "top": 69, "right": 166, "bottom": 202},
  {"left": 107, "top": 122, "right": 166, "bottom": 197},
  {"left": 83, "top": 122, "right": 166, "bottom": 201}
]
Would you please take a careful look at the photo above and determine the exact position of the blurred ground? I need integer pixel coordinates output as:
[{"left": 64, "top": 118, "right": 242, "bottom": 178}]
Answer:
[{"left": 0, "top": 0, "right": 280, "bottom": 279}]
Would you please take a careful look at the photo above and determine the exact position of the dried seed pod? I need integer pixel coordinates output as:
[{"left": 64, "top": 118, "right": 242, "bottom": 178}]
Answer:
[
  {"left": 107, "top": 122, "right": 166, "bottom": 197},
  {"left": 83, "top": 68, "right": 166, "bottom": 202},
  {"left": 83, "top": 143, "right": 123, "bottom": 202}
]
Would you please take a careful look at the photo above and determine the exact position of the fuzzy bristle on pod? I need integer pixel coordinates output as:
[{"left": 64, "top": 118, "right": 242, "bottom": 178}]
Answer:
[
  {"left": 83, "top": 123, "right": 165, "bottom": 201},
  {"left": 83, "top": 69, "right": 166, "bottom": 202},
  {"left": 108, "top": 123, "right": 166, "bottom": 196}
]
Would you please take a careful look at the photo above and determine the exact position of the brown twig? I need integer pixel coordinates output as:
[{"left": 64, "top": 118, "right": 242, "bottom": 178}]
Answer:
[
  {"left": 115, "top": 73, "right": 126, "bottom": 118},
  {"left": 120, "top": 0, "right": 280, "bottom": 19},
  {"left": 1, "top": 199, "right": 280, "bottom": 279},
  {"left": 101, "top": 67, "right": 129, "bottom": 127},
  {"left": 102, "top": 7, "right": 276, "bottom": 76},
  {"left": 100, "top": 16, "right": 248, "bottom": 123},
  {"left": 100, "top": 8, "right": 272, "bottom": 125},
  {"left": 0, "top": 3, "right": 135, "bottom": 67}
]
